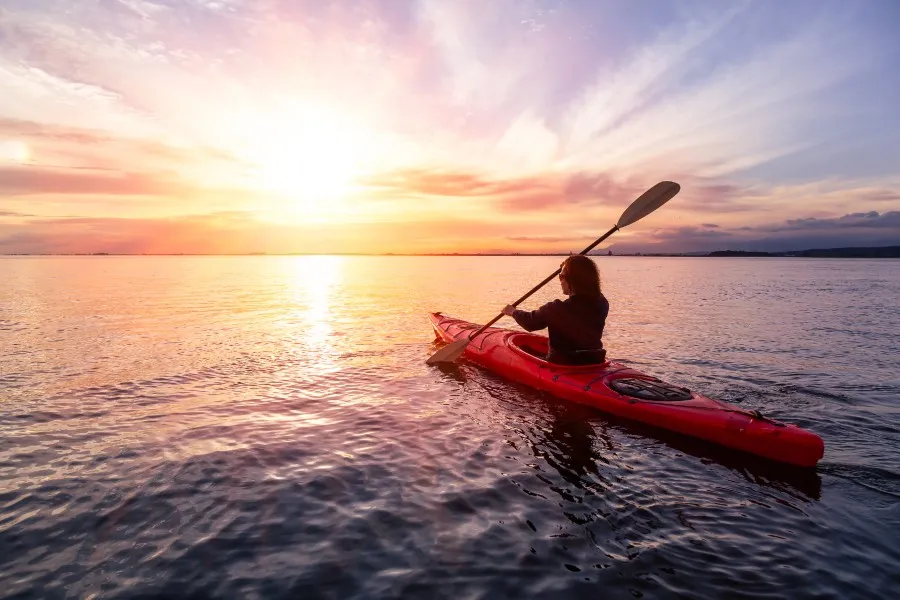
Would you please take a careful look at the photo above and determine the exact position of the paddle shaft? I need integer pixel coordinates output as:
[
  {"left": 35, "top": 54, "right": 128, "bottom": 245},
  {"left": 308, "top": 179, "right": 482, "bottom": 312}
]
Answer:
[{"left": 469, "top": 224, "right": 620, "bottom": 339}]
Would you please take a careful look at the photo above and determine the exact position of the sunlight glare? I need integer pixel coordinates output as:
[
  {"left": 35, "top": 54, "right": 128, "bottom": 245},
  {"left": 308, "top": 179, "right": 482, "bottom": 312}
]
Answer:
[
  {"left": 0, "top": 140, "right": 30, "bottom": 163},
  {"left": 246, "top": 108, "right": 373, "bottom": 222},
  {"left": 286, "top": 255, "right": 344, "bottom": 355}
]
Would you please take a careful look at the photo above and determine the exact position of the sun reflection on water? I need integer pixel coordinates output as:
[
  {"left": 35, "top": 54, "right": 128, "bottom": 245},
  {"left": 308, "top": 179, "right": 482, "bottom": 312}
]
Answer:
[{"left": 285, "top": 255, "right": 345, "bottom": 372}]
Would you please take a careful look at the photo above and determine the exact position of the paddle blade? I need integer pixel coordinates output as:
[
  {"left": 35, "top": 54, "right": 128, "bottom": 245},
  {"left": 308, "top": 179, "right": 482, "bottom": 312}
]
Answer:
[
  {"left": 425, "top": 338, "right": 471, "bottom": 365},
  {"left": 616, "top": 181, "right": 680, "bottom": 229}
]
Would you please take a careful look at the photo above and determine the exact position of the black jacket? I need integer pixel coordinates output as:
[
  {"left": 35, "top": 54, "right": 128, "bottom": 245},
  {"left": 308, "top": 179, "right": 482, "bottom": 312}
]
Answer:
[{"left": 512, "top": 293, "right": 609, "bottom": 364}]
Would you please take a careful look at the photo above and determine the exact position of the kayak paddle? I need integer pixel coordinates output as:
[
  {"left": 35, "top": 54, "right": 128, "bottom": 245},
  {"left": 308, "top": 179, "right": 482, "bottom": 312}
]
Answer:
[{"left": 425, "top": 180, "right": 681, "bottom": 365}]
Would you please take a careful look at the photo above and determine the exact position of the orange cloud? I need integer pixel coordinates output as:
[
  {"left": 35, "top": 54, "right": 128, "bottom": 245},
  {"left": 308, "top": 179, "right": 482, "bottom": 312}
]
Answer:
[
  {"left": 0, "top": 213, "right": 261, "bottom": 255},
  {"left": 0, "top": 211, "right": 575, "bottom": 255},
  {"left": 0, "top": 165, "right": 186, "bottom": 196},
  {"left": 362, "top": 168, "right": 653, "bottom": 211},
  {"left": 0, "top": 118, "right": 241, "bottom": 179},
  {"left": 4, "top": 207, "right": 899, "bottom": 256}
]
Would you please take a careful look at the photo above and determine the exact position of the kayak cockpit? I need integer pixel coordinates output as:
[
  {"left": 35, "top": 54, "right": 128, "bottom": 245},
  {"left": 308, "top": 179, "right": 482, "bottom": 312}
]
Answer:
[
  {"left": 508, "top": 332, "right": 548, "bottom": 359},
  {"left": 507, "top": 333, "right": 609, "bottom": 368}
]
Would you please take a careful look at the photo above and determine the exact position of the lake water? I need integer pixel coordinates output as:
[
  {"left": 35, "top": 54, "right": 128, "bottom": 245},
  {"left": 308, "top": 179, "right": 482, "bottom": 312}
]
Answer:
[{"left": 1, "top": 255, "right": 899, "bottom": 599}]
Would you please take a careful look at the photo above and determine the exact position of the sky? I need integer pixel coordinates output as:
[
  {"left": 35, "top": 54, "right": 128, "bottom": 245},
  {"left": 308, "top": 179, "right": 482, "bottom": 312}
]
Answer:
[{"left": 1, "top": 0, "right": 899, "bottom": 254}]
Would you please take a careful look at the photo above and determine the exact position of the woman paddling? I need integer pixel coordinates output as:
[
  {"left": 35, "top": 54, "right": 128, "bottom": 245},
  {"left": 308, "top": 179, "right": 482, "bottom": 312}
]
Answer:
[{"left": 501, "top": 255, "right": 609, "bottom": 365}]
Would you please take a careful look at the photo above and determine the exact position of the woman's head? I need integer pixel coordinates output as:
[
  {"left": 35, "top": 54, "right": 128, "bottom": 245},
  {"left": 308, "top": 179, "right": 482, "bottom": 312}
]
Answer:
[{"left": 560, "top": 255, "right": 601, "bottom": 298}]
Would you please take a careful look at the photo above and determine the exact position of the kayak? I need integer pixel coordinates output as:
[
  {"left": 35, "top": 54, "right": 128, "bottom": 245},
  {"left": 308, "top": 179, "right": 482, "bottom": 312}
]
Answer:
[{"left": 429, "top": 312, "right": 824, "bottom": 468}]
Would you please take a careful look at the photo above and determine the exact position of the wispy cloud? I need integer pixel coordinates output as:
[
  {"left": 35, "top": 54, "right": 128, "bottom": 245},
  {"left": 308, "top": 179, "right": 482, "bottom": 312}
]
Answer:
[
  {"left": 0, "top": 165, "right": 184, "bottom": 196},
  {"left": 362, "top": 168, "right": 652, "bottom": 215}
]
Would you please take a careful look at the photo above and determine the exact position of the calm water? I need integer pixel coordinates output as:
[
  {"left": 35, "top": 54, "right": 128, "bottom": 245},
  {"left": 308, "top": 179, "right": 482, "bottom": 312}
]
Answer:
[{"left": 1, "top": 256, "right": 899, "bottom": 599}]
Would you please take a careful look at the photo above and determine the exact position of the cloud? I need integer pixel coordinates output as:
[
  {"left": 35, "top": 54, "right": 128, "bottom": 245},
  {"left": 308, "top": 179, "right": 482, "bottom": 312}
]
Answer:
[
  {"left": 660, "top": 178, "right": 760, "bottom": 214},
  {"left": 563, "top": 5, "right": 749, "bottom": 151},
  {"left": 506, "top": 235, "right": 593, "bottom": 243},
  {"left": 852, "top": 190, "right": 900, "bottom": 203},
  {"left": 0, "top": 58, "right": 155, "bottom": 136},
  {"left": 0, "top": 118, "right": 239, "bottom": 168},
  {"left": 0, "top": 165, "right": 186, "bottom": 196},
  {"left": 609, "top": 210, "right": 900, "bottom": 253},
  {"left": 0, "top": 118, "right": 143, "bottom": 147},
  {"left": 417, "top": 0, "right": 545, "bottom": 110},
  {"left": 774, "top": 211, "right": 900, "bottom": 231},
  {"left": 552, "top": 3, "right": 892, "bottom": 185},
  {"left": 562, "top": 173, "right": 645, "bottom": 204},
  {"left": 0, "top": 211, "right": 545, "bottom": 255},
  {"left": 4, "top": 207, "right": 898, "bottom": 256},
  {"left": 362, "top": 168, "right": 650, "bottom": 212},
  {"left": 363, "top": 168, "right": 525, "bottom": 198},
  {"left": 114, "top": 0, "right": 170, "bottom": 20},
  {"left": 0, "top": 212, "right": 259, "bottom": 255}
]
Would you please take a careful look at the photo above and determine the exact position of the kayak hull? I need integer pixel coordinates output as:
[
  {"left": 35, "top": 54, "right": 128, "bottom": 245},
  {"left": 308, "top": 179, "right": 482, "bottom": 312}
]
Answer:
[{"left": 429, "top": 312, "right": 824, "bottom": 468}]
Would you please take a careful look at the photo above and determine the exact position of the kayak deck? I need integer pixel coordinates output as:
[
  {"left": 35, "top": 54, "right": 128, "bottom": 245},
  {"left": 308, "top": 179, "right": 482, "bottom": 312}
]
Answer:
[{"left": 429, "top": 312, "right": 824, "bottom": 468}]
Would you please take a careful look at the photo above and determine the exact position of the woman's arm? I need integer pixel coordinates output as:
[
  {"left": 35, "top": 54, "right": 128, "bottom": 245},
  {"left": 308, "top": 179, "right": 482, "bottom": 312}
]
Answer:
[{"left": 509, "top": 302, "right": 554, "bottom": 332}]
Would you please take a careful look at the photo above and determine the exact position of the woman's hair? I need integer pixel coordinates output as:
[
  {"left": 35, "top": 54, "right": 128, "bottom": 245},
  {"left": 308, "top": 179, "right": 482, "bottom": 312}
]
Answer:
[{"left": 560, "top": 255, "right": 601, "bottom": 298}]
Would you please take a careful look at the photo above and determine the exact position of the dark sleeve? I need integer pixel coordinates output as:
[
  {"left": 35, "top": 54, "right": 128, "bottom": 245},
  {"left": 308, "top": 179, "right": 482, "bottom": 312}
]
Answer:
[{"left": 512, "top": 301, "right": 556, "bottom": 332}]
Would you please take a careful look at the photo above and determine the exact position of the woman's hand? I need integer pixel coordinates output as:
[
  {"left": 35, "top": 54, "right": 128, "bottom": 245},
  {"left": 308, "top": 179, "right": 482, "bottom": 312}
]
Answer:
[{"left": 501, "top": 304, "right": 516, "bottom": 316}]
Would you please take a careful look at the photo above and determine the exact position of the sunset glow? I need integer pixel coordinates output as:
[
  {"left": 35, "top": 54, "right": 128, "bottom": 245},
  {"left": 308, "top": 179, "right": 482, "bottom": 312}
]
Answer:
[
  {"left": 236, "top": 107, "right": 375, "bottom": 223},
  {"left": 0, "top": 140, "right": 30, "bottom": 163},
  {"left": 1, "top": 1, "right": 898, "bottom": 254}
]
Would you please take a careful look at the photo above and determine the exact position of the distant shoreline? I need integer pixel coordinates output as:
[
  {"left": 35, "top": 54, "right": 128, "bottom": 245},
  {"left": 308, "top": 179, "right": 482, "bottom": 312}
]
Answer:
[{"left": 2, "top": 246, "right": 899, "bottom": 258}]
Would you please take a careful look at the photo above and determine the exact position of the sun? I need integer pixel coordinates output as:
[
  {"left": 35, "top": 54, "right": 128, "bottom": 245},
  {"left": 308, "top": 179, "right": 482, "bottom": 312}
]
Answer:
[
  {"left": 259, "top": 128, "right": 354, "bottom": 200},
  {"left": 0, "top": 140, "right": 30, "bottom": 163},
  {"left": 243, "top": 108, "right": 372, "bottom": 222}
]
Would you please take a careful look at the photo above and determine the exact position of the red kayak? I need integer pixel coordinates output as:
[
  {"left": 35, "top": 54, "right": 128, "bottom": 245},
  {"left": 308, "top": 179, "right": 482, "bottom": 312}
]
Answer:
[{"left": 429, "top": 312, "right": 824, "bottom": 468}]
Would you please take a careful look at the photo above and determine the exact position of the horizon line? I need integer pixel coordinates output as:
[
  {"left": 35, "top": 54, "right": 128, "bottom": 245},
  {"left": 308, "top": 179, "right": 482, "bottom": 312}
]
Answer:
[{"left": 2, "top": 245, "right": 899, "bottom": 258}]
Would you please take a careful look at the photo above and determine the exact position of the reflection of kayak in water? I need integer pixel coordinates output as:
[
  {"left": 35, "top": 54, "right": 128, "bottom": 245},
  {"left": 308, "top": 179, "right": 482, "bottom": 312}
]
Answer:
[{"left": 429, "top": 312, "right": 825, "bottom": 468}]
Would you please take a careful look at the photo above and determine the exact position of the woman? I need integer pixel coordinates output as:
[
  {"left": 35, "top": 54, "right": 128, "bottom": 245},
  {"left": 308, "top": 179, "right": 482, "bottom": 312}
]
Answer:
[{"left": 501, "top": 255, "right": 609, "bottom": 365}]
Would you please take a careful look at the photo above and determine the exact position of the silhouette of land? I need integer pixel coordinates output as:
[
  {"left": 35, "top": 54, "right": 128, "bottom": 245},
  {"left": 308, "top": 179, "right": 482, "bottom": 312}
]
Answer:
[{"left": 707, "top": 246, "right": 900, "bottom": 258}]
